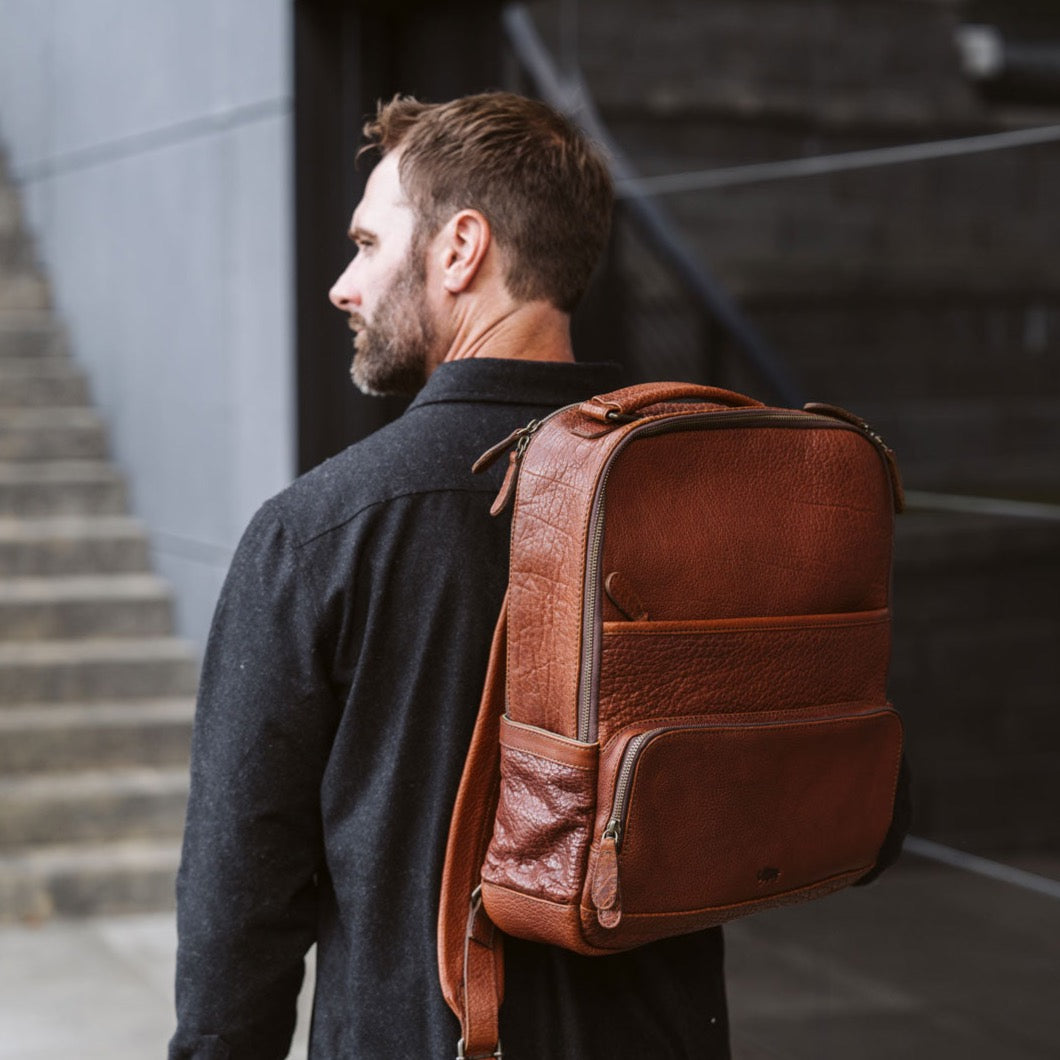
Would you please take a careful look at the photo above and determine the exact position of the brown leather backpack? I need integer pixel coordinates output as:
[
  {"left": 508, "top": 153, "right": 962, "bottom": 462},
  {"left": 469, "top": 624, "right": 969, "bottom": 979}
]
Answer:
[{"left": 438, "top": 382, "right": 907, "bottom": 1059}]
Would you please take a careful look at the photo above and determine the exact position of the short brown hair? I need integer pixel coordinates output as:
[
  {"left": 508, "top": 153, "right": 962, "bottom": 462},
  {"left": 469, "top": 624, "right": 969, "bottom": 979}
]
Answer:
[{"left": 362, "top": 92, "right": 613, "bottom": 313}]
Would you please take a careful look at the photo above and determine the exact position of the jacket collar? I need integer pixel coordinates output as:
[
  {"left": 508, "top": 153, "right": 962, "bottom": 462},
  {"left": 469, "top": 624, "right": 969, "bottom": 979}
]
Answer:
[{"left": 407, "top": 358, "right": 623, "bottom": 411}]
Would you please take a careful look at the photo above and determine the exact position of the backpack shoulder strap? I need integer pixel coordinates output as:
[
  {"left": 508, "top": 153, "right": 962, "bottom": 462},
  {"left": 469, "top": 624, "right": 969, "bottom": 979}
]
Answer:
[{"left": 438, "top": 600, "right": 508, "bottom": 1059}]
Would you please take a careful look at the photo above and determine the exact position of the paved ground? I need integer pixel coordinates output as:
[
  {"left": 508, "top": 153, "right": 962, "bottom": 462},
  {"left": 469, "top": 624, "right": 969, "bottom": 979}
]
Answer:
[
  {"left": 0, "top": 852, "right": 1057, "bottom": 1059},
  {"left": 726, "top": 851, "right": 1060, "bottom": 1059},
  {"left": 0, "top": 915, "right": 315, "bottom": 1060}
]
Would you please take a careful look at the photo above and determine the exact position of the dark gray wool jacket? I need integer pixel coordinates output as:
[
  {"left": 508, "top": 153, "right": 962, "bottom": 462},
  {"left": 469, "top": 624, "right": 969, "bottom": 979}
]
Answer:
[{"left": 169, "top": 358, "right": 731, "bottom": 1060}]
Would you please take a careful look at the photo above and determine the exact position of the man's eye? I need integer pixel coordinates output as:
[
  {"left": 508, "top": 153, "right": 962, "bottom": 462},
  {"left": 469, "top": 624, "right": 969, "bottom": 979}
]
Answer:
[{"left": 348, "top": 235, "right": 373, "bottom": 257}]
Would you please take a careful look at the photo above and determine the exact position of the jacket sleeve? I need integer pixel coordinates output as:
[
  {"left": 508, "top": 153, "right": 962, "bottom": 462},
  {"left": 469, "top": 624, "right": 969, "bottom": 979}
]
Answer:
[{"left": 169, "top": 503, "right": 338, "bottom": 1059}]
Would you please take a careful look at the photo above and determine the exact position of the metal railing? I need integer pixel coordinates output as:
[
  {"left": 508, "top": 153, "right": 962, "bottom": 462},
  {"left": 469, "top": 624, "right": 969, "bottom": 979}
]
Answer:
[{"left": 615, "top": 122, "right": 1060, "bottom": 199}]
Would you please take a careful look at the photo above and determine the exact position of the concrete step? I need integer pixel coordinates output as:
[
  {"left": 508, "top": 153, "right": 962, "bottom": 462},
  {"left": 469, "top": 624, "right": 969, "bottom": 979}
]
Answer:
[
  {"left": 910, "top": 752, "right": 1060, "bottom": 851},
  {"left": 645, "top": 178, "right": 1060, "bottom": 295},
  {"left": 0, "top": 270, "right": 48, "bottom": 312},
  {"left": 0, "top": 408, "right": 107, "bottom": 460},
  {"left": 544, "top": 0, "right": 978, "bottom": 127},
  {"left": 0, "top": 313, "right": 66, "bottom": 358},
  {"left": 0, "top": 574, "right": 175, "bottom": 640},
  {"left": 0, "top": 767, "right": 189, "bottom": 849},
  {"left": 855, "top": 397, "right": 1060, "bottom": 495},
  {"left": 0, "top": 837, "right": 181, "bottom": 921},
  {"left": 0, "top": 636, "right": 199, "bottom": 704},
  {"left": 0, "top": 359, "right": 90, "bottom": 406},
  {"left": 895, "top": 509, "right": 1060, "bottom": 576},
  {"left": 0, "top": 515, "right": 150, "bottom": 576},
  {"left": 607, "top": 112, "right": 1059, "bottom": 300},
  {"left": 890, "top": 510, "right": 1060, "bottom": 850},
  {"left": 0, "top": 180, "right": 18, "bottom": 231},
  {"left": 0, "top": 698, "right": 193, "bottom": 774},
  {"left": 621, "top": 305, "right": 1059, "bottom": 494},
  {"left": 0, "top": 461, "right": 126, "bottom": 516},
  {"left": 690, "top": 225, "right": 1060, "bottom": 299},
  {"left": 740, "top": 293, "right": 1060, "bottom": 404},
  {"left": 0, "top": 230, "right": 36, "bottom": 272}
]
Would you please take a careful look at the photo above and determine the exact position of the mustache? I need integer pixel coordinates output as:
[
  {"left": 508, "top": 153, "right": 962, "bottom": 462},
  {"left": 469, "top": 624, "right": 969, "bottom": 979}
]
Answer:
[{"left": 347, "top": 314, "right": 366, "bottom": 332}]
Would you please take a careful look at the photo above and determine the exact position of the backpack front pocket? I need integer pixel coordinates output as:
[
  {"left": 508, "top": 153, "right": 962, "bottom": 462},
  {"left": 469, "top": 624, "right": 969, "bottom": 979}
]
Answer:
[{"left": 583, "top": 704, "right": 903, "bottom": 950}]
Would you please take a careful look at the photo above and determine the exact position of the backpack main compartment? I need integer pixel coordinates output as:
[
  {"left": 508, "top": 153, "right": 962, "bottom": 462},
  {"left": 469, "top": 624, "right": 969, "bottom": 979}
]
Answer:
[{"left": 479, "top": 391, "right": 905, "bottom": 955}]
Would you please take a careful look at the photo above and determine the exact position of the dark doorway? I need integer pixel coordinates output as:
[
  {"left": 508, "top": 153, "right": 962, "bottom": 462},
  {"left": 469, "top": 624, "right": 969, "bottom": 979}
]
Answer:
[{"left": 293, "top": 0, "right": 504, "bottom": 473}]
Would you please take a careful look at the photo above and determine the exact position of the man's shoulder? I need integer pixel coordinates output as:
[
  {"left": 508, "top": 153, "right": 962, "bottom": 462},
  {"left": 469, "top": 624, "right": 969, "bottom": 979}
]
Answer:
[
  {"left": 260, "top": 361, "right": 625, "bottom": 549},
  {"left": 261, "top": 407, "right": 494, "bottom": 550}
]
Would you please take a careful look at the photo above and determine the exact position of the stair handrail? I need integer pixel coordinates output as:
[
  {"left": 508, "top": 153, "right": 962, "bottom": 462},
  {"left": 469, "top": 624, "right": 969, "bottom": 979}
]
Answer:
[
  {"left": 615, "top": 121, "right": 1060, "bottom": 199},
  {"left": 501, "top": 3, "right": 806, "bottom": 407}
]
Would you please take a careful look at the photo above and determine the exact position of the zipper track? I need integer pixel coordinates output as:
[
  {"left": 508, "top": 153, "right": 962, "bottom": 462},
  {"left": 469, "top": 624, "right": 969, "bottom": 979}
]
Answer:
[
  {"left": 576, "top": 410, "right": 864, "bottom": 742},
  {"left": 602, "top": 729, "right": 655, "bottom": 842}
]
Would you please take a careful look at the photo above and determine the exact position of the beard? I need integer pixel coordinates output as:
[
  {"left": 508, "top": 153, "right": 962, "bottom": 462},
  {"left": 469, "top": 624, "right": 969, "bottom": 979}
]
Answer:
[{"left": 348, "top": 252, "right": 437, "bottom": 398}]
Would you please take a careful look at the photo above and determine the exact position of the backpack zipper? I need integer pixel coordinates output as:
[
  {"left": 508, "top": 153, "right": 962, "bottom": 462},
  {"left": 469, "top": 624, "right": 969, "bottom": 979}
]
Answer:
[{"left": 601, "top": 728, "right": 657, "bottom": 847}]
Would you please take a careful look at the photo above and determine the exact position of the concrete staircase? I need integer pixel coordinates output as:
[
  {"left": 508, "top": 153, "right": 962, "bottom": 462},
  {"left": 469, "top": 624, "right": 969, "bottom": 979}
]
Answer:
[
  {"left": 532, "top": 0, "right": 1060, "bottom": 850},
  {"left": 540, "top": 0, "right": 1060, "bottom": 492},
  {"left": 0, "top": 162, "right": 197, "bottom": 921}
]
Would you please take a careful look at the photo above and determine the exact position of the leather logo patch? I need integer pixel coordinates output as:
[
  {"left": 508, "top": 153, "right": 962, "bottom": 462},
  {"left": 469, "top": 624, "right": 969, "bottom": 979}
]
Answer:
[{"left": 757, "top": 867, "right": 781, "bottom": 883}]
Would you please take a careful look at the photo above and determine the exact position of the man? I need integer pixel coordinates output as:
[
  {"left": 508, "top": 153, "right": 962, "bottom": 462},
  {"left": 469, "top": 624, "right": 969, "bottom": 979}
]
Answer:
[{"left": 170, "top": 92, "right": 730, "bottom": 1059}]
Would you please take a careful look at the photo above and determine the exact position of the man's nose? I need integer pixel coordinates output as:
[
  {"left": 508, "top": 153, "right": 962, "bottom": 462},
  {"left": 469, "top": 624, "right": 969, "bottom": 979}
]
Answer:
[{"left": 329, "top": 260, "right": 360, "bottom": 311}]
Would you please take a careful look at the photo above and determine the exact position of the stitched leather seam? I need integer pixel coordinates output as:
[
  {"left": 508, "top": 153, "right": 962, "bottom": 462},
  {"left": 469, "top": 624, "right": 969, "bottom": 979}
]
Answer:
[
  {"left": 500, "top": 717, "right": 592, "bottom": 749},
  {"left": 603, "top": 616, "right": 889, "bottom": 636},
  {"left": 502, "top": 747, "right": 596, "bottom": 772},
  {"left": 600, "top": 702, "right": 894, "bottom": 755},
  {"left": 484, "top": 884, "right": 580, "bottom": 913},
  {"left": 576, "top": 867, "right": 869, "bottom": 920}
]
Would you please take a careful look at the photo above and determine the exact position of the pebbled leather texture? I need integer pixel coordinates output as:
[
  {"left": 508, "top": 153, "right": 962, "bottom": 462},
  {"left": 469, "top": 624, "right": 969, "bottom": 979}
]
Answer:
[
  {"left": 597, "top": 610, "right": 890, "bottom": 745},
  {"left": 481, "top": 882, "right": 601, "bottom": 954},
  {"left": 482, "top": 718, "right": 598, "bottom": 903},
  {"left": 505, "top": 407, "right": 629, "bottom": 736}
]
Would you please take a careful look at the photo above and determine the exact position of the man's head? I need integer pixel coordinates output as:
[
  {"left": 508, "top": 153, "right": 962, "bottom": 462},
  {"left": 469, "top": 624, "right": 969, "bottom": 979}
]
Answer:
[
  {"left": 329, "top": 92, "right": 613, "bottom": 396},
  {"left": 332, "top": 150, "right": 440, "bottom": 396}
]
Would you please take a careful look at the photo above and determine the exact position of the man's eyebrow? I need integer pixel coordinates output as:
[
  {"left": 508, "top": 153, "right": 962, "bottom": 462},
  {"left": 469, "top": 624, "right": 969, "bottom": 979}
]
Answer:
[{"left": 348, "top": 225, "right": 376, "bottom": 243}]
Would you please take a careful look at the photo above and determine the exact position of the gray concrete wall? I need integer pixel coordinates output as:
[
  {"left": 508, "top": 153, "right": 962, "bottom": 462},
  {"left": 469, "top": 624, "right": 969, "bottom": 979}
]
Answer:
[{"left": 0, "top": 0, "right": 295, "bottom": 648}]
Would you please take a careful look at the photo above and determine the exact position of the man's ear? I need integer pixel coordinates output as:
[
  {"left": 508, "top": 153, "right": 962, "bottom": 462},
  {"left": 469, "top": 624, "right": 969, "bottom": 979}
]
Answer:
[{"left": 440, "top": 209, "right": 491, "bottom": 294}]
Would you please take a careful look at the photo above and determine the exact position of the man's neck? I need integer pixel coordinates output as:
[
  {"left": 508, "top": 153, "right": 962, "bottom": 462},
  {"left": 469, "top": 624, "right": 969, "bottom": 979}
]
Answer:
[{"left": 440, "top": 300, "right": 574, "bottom": 366}]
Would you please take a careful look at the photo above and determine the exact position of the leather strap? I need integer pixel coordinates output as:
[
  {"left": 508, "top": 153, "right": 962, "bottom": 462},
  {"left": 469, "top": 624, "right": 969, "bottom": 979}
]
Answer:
[
  {"left": 438, "top": 602, "right": 509, "bottom": 1058},
  {"left": 580, "top": 382, "right": 764, "bottom": 421},
  {"left": 460, "top": 889, "right": 504, "bottom": 1058}
]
